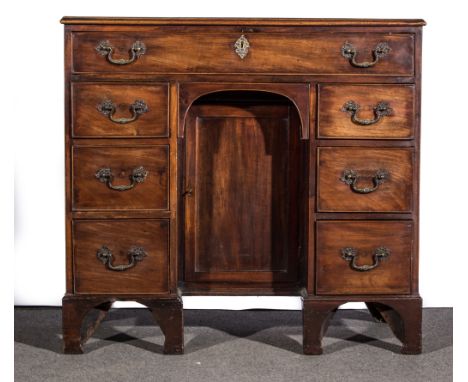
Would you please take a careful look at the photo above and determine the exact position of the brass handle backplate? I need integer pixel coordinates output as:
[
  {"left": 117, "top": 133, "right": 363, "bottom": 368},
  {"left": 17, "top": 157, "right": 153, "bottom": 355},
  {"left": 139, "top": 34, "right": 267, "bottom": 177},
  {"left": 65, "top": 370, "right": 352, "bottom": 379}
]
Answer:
[
  {"left": 341, "top": 41, "right": 391, "bottom": 68},
  {"left": 97, "top": 99, "right": 148, "bottom": 124},
  {"left": 95, "top": 40, "right": 146, "bottom": 65},
  {"left": 341, "top": 101, "right": 393, "bottom": 126},
  {"left": 340, "top": 169, "right": 389, "bottom": 194},
  {"left": 341, "top": 247, "right": 390, "bottom": 272},
  {"left": 96, "top": 245, "right": 147, "bottom": 271},
  {"left": 95, "top": 166, "right": 148, "bottom": 191}
]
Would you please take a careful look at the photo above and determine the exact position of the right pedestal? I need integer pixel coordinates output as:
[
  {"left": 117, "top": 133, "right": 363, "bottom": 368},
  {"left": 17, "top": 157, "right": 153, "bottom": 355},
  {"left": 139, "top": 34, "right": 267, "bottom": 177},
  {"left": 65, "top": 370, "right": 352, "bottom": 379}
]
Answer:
[{"left": 302, "top": 296, "right": 422, "bottom": 355}]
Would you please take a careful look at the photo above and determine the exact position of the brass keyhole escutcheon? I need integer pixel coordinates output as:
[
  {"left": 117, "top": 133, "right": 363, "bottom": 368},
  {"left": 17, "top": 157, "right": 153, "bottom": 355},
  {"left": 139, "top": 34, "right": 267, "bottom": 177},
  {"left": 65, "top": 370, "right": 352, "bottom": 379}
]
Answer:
[{"left": 234, "top": 35, "right": 250, "bottom": 59}]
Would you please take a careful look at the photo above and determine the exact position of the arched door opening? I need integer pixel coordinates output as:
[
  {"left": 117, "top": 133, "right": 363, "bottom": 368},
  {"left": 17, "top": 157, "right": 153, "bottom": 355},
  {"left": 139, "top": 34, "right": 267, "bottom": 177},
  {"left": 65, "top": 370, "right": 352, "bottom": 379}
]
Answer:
[{"left": 183, "top": 91, "right": 308, "bottom": 290}]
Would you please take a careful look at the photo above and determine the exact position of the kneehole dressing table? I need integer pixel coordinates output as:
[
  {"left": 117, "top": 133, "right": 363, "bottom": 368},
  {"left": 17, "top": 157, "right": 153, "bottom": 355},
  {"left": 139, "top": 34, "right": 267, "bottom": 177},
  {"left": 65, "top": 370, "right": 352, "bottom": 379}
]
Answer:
[{"left": 61, "top": 17, "right": 425, "bottom": 355}]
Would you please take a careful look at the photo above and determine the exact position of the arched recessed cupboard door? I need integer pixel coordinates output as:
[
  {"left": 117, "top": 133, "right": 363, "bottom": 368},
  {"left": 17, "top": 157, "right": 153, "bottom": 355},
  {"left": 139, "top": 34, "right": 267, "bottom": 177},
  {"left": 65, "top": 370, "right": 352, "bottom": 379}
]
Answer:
[{"left": 183, "top": 91, "right": 307, "bottom": 288}]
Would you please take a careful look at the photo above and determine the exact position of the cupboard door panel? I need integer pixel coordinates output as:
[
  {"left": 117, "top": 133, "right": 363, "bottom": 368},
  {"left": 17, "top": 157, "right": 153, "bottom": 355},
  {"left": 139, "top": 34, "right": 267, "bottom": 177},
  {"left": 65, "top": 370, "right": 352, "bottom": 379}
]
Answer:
[{"left": 184, "top": 101, "right": 302, "bottom": 284}]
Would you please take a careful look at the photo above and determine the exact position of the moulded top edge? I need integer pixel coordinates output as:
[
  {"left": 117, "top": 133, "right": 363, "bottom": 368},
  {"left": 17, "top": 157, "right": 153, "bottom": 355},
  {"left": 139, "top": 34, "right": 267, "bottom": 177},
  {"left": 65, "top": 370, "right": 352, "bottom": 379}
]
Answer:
[{"left": 60, "top": 17, "right": 426, "bottom": 27}]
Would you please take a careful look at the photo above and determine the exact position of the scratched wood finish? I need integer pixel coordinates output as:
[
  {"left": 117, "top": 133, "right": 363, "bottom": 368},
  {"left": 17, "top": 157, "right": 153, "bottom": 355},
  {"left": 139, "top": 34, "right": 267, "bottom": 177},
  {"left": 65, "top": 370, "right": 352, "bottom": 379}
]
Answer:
[
  {"left": 72, "top": 32, "right": 414, "bottom": 75},
  {"left": 72, "top": 83, "right": 168, "bottom": 137},
  {"left": 73, "top": 220, "right": 169, "bottom": 294},
  {"left": 318, "top": 84, "right": 415, "bottom": 139},
  {"left": 316, "top": 221, "right": 412, "bottom": 295},
  {"left": 184, "top": 97, "right": 302, "bottom": 283},
  {"left": 317, "top": 147, "right": 414, "bottom": 212},
  {"left": 72, "top": 145, "right": 169, "bottom": 210}
]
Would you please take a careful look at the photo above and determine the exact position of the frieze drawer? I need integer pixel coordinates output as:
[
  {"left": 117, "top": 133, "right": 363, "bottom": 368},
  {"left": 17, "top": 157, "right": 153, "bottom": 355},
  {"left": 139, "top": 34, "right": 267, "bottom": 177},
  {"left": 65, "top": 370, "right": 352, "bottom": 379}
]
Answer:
[{"left": 72, "top": 31, "right": 414, "bottom": 75}]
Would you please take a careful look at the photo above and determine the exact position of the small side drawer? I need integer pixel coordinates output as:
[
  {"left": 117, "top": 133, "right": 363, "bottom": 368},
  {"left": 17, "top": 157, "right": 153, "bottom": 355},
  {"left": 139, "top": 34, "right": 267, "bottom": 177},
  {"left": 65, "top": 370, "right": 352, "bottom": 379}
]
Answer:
[
  {"left": 317, "top": 147, "right": 413, "bottom": 212},
  {"left": 316, "top": 221, "right": 412, "bottom": 295},
  {"left": 318, "top": 85, "right": 415, "bottom": 139},
  {"left": 72, "top": 83, "right": 168, "bottom": 138},
  {"left": 73, "top": 219, "right": 169, "bottom": 294},
  {"left": 72, "top": 145, "right": 169, "bottom": 211}
]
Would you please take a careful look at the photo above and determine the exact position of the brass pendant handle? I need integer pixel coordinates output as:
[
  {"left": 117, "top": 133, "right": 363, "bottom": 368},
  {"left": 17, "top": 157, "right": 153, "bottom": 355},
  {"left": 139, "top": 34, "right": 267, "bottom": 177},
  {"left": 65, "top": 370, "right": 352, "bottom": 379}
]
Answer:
[
  {"left": 97, "top": 245, "right": 147, "bottom": 271},
  {"left": 95, "top": 166, "right": 148, "bottom": 191},
  {"left": 341, "top": 41, "right": 391, "bottom": 68},
  {"left": 340, "top": 169, "right": 388, "bottom": 194},
  {"left": 341, "top": 101, "right": 393, "bottom": 126},
  {"left": 97, "top": 99, "right": 148, "bottom": 124},
  {"left": 95, "top": 40, "right": 146, "bottom": 65},
  {"left": 341, "top": 247, "right": 390, "bottom": 272}
]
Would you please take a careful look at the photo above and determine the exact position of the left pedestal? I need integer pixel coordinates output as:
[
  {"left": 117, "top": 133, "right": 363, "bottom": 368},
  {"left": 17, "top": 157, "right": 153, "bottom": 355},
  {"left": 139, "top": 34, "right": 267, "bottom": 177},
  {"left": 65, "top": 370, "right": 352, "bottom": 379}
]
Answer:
[{"left": 62, "top": 295, "right": 184, "bottom": 354}]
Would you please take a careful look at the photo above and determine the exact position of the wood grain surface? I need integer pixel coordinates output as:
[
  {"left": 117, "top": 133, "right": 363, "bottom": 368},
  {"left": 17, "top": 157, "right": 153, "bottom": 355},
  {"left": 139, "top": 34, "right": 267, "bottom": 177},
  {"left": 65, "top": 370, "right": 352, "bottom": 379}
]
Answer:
[
  {"left": 72, "top": 145, "right": 169, "bottom": 211},
  {"left": 72, "top": 83, "right": 168, "bottom": 137},
  {"left": 317, "top": 147, "right": 414, "bottom": 212},
  {"left": 73, "top": 219, "right": 169, "bottom": 294},
  {"left": 318, "top": 84, "right": 415, "bottom": 139},
  {"left": 316, "top": 221, "right": 413, "bottom": 294},
  {"left": 184, "top": 97, "right": 303, "bottom": 284},
  {"left": 72, "top": 32, "right": 414, "bottom": 75}
]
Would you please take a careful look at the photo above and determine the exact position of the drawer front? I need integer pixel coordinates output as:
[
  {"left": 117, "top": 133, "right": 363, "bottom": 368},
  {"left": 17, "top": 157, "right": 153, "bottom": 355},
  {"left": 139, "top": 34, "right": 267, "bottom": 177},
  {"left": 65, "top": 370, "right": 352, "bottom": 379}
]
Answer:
[
  {"left": 72, "top": 145, "right": 169, "bottom": 210},
  {"left": 73, "top": 220, "right": 169, "bottom": 294},
  {"left": 72, "top": 83, "right": 168, "bottom": 138},
  {"left": 316, "top": 221, "right": 412, "bottom": 295},
  {"left": 72, "top": 32, "right": 414, "bottom": 75},
  {"left": 317, "top": 148, "right": 413, "bottom": 212},
  {"left": 318, "top": 85, "right": 415, "bottom": 139}
]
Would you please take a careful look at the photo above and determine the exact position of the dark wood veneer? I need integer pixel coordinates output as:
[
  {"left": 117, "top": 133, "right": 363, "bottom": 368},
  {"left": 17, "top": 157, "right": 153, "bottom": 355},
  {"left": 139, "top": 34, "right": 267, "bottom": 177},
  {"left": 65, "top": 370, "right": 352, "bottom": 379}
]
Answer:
[{"left": 62, "top": 17, "right": 424, "bottom": 356}]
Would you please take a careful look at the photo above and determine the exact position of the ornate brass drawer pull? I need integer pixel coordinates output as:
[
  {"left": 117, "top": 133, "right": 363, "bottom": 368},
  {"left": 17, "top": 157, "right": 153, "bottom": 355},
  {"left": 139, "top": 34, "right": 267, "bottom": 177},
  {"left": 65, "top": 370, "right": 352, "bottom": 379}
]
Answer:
[
  {"left": 340, "top": 169, "right": 388, "bottom": 194},
  {"left": 97, "top": 99, "right": 148, "bottom": 124},
  {"left": 96, "top": 245, "right": 147, "bottom": 271},
  {"left": 341, "top": 41, "right": 391, "bottom": 68},
  {"left": 234, "top": 35, "right": 250, "bottom": 59},
  {"left": 341, "top": 247, "right": 390, "bottom": 272},
  {"left": 341, "top": 101, "right": 393, "bottom": 126},
  {"left": 95, "top": 40, "right": 146, "bottom": 65},
  {"left": 95, "top": 166, "right": 148, "bottom": 191}
]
